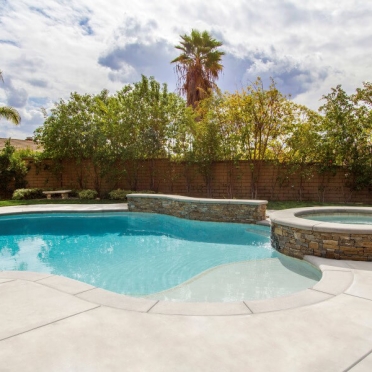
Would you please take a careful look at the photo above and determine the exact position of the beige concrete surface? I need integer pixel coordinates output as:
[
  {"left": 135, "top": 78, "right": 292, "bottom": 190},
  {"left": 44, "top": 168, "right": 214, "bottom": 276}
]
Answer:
[
  {"left": 311, "top": 270, "right": 354, "bottom": 295},
  {"left": 37, "top": 275, "right": 95, "bottom": 295},
  {"left": 0, "top": 260, "right": 371, "bottom": 371},
  {"left": 0, "top": 280, "right": 98, "bottom": 340},
  {"left": 244, "top": 288, "right": 332, "bottom": 313},
  {"left": 349, "top": 352, "right": 372, "bottom": 372},
  {"left": 77, "top": 288, "right": 158, "bottom": 313}
]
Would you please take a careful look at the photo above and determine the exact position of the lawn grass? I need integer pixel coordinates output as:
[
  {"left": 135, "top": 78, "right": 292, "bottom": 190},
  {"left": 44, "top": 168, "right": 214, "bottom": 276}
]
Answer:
[
  {"left": 266, "top": 200, "right": 371, "bottom": 210},
  {"left": 0, "top": 198, "right": 370, "bottom": 210},
  {"left": 0, "top": 199, "right": 123, "bottom": 207}
]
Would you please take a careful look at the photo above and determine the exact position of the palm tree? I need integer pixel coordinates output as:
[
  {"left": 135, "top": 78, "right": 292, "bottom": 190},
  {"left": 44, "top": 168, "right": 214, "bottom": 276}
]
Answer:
[
  {"left": 0, "top": 70, "right": 21, "bottom": 125},
  {"left": 171, "top": 29, "right": 225, "bottom": 108}
]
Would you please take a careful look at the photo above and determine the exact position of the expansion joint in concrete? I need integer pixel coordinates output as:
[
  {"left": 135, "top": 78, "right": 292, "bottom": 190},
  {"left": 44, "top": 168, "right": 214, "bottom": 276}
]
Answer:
[
  {"left": 0, "top": 305, "right": 101, "bottom": 343},
  {"left": 243, "top": 301, "right": 253, "bottom": 313},
  {"left": 146, "top": 300, "right": 159, "bottom": 313},
  {"left": 343, "top": 347, "right": 372, "bottom": 372}
]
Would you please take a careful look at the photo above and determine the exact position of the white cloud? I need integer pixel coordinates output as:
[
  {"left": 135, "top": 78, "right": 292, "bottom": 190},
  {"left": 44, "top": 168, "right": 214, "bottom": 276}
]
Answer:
[
  {"left": 107, "top": 65, "right": 138, "bottom": 84},
  {"left": 0, "top": 0, "right": 371, "bottom": 138}
]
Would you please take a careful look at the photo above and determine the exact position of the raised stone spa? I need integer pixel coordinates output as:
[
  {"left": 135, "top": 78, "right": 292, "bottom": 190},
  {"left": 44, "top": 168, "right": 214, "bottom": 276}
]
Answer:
[
  {"left": 270, "top": 207, "right": 372, "bottom": 261},
  {"left": 127, "top": 194, "right": 267, "bottom": 223}
]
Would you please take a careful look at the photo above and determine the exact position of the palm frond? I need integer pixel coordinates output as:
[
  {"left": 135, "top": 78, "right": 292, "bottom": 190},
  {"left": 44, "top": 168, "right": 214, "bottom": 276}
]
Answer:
[
  {"left": 0, "top": 106, "right": 21, "bottom": 125},
  {"left": 171, "top": 29, "right": 224, "bottom": 108}
]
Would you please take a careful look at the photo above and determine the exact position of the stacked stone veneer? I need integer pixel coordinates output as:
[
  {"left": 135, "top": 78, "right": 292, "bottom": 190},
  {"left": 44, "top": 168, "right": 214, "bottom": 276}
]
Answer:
[
  {"left": 127, "top": 194, "right": 267, "bottom": 223},
  {"left": 271, "top": 215, "right": 372, "bottom": 261}
]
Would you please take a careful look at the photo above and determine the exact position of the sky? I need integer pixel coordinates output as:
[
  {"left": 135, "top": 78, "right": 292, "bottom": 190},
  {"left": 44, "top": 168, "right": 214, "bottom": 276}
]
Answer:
[{"left": 0, "top": 0, "right": 371, "bottom": 139}]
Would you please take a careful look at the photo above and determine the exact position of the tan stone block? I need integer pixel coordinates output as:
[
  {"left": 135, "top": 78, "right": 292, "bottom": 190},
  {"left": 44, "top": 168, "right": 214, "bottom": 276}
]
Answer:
[
  {"left": 358, "top": 241, "right": 372, "bottom": 248},
  {"left": 325, "top": 251, "right": 335, "bottom": 258},
  {"left": 320, "top": 234, "right": 333, "bottom": 240},
  {"left": 339, "top": 241, "right": 355, "bottom": 247},
  {"left": 324, "top": 243, "right": 339, "bottom": 250},
  {"left": 342, "top": 249, "right": 359, "bottom": 255},
  {"left": 275, "top": 227, "right": 283, "bottom": 235},
  {"left": 339, "top": 245, "right": 352, "bottom": 250},
  {"left": 323, "top": 240, "right": 338, "bottom": 246},
  {"left": 338, "top": 235, "right": 352, "bottom": 240},
  {"left": 309, "top": 241, "right": 319, "bottom": 249},
  {"left": 305, "top": 234, "right": 315, "bottom": 240}
]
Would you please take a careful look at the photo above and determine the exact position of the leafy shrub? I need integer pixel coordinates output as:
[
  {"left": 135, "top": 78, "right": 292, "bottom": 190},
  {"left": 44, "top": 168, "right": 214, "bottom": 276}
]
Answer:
[
  {"left": 68, "top": 190, "right": 79, "bottom": 198},
  {"left": 12, "top": 188, "right": 44, "bottom": 200},
  {"left": 108, "top": 189, "right": 132, "bottom": 200},
  {"left": 0, "top": 141, "right": 28, "bottom": 197},
  {"left": 108, "top": 189, "right": 157, "bottom": 201},
  {"left": 78, "top": 189, "right": 98, "bottom": 200}
]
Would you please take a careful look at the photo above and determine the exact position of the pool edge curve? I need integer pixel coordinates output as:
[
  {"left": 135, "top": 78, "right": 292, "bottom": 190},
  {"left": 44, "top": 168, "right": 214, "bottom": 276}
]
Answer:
[{"left": 0, "top": 204, "right": 359, "bottom": 316}]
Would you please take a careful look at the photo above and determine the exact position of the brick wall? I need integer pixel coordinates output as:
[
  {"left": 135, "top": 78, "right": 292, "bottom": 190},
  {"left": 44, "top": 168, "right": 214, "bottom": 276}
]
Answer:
[{"left": 24, "top": 158, "right": 372, "bottom": 203}]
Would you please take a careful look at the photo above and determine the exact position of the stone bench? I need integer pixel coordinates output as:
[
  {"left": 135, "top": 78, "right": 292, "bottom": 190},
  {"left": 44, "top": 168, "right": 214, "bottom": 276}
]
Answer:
[
  {"left": 127, "top": 194, "right": 267, "bottom": 224},
  {"left": 43, "top": 190, "right": 72, "bottom": 200}
]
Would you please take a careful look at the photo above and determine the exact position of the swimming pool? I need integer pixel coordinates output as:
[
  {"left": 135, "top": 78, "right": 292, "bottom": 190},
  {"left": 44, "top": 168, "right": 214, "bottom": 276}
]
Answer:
[{"left": 0, "top": 211, "right": 321, "bottom": 301}]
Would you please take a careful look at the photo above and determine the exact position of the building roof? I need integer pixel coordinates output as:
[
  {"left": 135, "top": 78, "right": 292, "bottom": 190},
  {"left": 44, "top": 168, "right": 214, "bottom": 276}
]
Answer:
[{"left": 0, "top": 138, "right": 42, "bottom": 152}]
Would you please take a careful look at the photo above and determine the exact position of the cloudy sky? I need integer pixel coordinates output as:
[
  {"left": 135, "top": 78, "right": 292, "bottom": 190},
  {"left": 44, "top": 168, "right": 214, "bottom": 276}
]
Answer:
[{"left": 0, "top": 0, "right": 371, "bottom": 139}]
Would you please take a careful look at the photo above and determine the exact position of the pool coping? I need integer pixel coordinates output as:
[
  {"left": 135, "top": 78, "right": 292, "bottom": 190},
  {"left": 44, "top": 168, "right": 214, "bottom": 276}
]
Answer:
[
  {"left": 270, "top": 206, "right": 372, "bottom": 233},
  {"left": 0, "top": 203, "right": 366, "bottom": 316},
  {"left": 127, "top": 193, "right": 268, "bottom": 205}
]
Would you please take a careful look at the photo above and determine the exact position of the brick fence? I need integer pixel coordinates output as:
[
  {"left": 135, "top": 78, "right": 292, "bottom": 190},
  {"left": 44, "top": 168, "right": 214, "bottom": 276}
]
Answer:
[{"left": 24, "top": 158, "right": 372, "bottom": 203}]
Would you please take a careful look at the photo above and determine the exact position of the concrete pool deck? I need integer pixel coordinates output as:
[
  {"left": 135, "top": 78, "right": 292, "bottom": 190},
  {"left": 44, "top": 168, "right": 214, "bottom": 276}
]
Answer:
[{"left": 0, "top": 204, "right": 371, "bottom": 371}]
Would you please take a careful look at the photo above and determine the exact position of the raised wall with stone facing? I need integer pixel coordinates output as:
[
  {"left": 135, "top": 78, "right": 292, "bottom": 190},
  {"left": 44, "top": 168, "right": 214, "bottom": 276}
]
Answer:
[
  {"left": 271, "top": 223, "right": 372, "bottom": 261},
  {"left": 270, "top": 208, "right": 372, "bottom": 261},
  {"left": 127, "top": 194, "right": 267, "bottom": 224}
]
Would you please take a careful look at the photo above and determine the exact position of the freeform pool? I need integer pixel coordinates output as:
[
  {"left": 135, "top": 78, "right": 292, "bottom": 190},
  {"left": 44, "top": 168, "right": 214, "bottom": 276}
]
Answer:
[{"left": 0, "top": 212, "right": 321, "bottom": 301}]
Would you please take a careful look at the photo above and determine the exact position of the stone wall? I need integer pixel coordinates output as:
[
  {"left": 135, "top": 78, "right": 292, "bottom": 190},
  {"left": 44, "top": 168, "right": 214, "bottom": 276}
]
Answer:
[
  {"left": 271, "top": 222, "right": 372, "bottom": 261},
  {"left": 127, "top": 194, "right": 267, "bottom": 224}
]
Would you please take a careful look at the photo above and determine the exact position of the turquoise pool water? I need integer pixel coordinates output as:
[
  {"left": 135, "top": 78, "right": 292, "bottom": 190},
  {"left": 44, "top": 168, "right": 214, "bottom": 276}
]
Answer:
[
  {"left": 0, "top": 212, "right": 321, "bottom": 301},
  {"left": 303, "top": 213, "right": 372, "bottom": 225}
]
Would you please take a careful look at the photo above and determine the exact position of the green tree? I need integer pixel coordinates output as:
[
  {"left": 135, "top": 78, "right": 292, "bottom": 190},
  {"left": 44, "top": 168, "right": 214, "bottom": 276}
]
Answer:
[
  {"left": 191, "top": 94, "right": 224, "bottom": 196},
  {"left": 355, "top": 81, "right": 372, "bottom": 107},
  {"left": 171, "top": 29, "right": 225, "bottom": 108},
  {"left": 319, "top": 84, "right": 372, "bottom": 195},
  {"left": 0, "top": 70, "right": 21, "bottom": 125},
  {"left": 34, "top": 90, "right": 115, "bottom": 193},
  {"left": 278, "top": 106, "right": 323, "bottom": 201},
  {"left": 224, "top": 78, "right": 293, "bottom": 198},
  {"left": 103, "top": 75, "right": 193, "bottom": 190},
  {"left": 0, "top": 140, "right": 28, "bottom": 197},
  {"left": 192, "top": 92, "right": 245, "bottom": 197},
  {"left": 34, "top": 76, "right": 193, "bottom": 193}
]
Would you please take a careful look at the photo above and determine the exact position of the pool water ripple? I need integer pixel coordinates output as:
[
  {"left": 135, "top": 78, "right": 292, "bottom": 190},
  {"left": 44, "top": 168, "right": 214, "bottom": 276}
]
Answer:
[
  {"left": 0, "top": 212, "right": 321, "bottom": 301},
  {"left": 303, "top": 213, "right": 372, "bottom": 225}
]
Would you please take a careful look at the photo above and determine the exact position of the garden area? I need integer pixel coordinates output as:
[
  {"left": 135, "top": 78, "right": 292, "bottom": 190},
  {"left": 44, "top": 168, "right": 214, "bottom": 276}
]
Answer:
[
  {"left": 1, "top": 31, "right": 372, "bottom": 206},
  {"left": 1, "top": 74, "right": 370, "bottom": 206}
]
